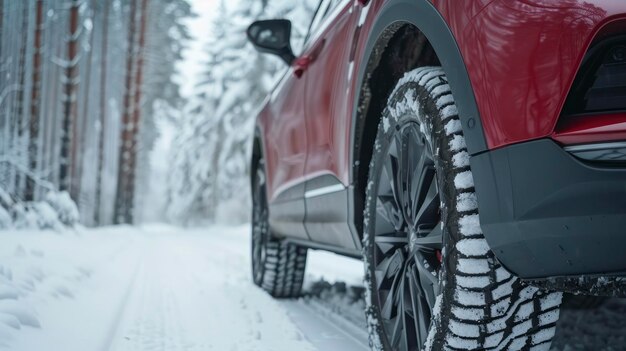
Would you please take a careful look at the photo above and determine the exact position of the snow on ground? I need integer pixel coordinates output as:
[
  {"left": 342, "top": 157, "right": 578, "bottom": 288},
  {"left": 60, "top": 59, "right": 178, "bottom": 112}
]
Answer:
[
  {"left": 0, "top": 224, "right": 365, "bottom": 351},
  {"left": 0, "top": 224, "right": 623, "bottom": 350}
]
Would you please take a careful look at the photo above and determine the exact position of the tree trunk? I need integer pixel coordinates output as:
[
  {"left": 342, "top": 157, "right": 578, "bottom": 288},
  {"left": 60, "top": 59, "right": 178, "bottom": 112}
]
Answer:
[
  {"left": 25, "top": 0, "right": 44, "bottom": 201},
  {"left": 59, "top": 0, "right": 80, "bottom": 193},
  {"left": 0, "top": 0, "right": 4, "bottom": 62},
  {"left": 115, "top": 0, "right": 138, "bottom": 224},
  {"left": 13, "top": 2, "right": 29, "bottom": 197},
  {"left": 71, "top": 0, "right": 97, "bottom": 204},
  {"left": 126, "top": 0, "right": 149, "bottom": 223},
  {"left": 48, "top": 31, "right": 63, "bottom": 188},
  {"left": 95, "top": 0, "right": 111, "bottom": 225}
]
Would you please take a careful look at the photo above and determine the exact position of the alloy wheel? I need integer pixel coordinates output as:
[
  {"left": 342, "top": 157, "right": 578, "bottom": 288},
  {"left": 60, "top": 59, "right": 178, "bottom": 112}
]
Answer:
[{"left": 373, "top": 121, "right": 443, "bottom": 350}]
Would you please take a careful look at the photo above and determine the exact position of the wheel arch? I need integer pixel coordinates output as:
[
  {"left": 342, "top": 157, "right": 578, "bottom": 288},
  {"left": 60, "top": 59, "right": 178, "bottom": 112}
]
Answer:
[{"left": 350, "top": 0, "right": 488, "bottom": 238}]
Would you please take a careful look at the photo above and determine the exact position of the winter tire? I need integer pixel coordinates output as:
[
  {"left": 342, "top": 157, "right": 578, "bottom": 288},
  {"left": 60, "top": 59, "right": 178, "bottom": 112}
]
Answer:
[
  {"left": 251, "top": 159, "right": 307, "bottom": 298},
  {"left": 363, "top": 67, "right": 563, "bottom": 351}
]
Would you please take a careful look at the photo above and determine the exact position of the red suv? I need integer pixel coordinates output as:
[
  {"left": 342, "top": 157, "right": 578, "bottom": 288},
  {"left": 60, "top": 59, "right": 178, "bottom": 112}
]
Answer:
[{"left": 246, "top": 0, "right": 626, "bottom": 349}]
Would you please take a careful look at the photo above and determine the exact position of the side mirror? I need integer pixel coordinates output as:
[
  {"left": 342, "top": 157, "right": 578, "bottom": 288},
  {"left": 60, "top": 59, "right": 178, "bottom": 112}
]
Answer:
[{"left": 247, "top": 19, "right": 296, "bottom": 66}]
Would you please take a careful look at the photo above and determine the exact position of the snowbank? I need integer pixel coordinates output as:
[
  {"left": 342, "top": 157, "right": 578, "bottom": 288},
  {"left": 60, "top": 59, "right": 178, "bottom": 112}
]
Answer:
[{"left": 0, "top": 190, "right": 79, "bottom": 231}]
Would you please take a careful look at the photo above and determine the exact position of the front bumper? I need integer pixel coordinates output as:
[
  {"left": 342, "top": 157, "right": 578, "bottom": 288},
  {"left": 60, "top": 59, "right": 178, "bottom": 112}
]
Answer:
[{"left": 472, "top": 139, "right": 626, "bottom": 279}]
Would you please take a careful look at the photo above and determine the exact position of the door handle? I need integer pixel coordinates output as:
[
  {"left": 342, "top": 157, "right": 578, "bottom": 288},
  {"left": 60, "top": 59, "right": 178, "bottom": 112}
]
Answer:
[
  {"left": 293, "top": 39, "right": 326, "bottom": 78},
  {"left": 293, "top": 56, "right": 311, "bottom": 78}
]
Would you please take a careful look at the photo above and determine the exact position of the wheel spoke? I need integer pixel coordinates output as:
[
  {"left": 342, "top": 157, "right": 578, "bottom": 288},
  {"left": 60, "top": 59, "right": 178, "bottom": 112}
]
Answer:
[
  {"left": 375, "top": 235, "right": 408, "bottom": 256},
  {"left": 380, "top": 147, "right": 404, "bottom": 231},
  {"left": 381, "top": 263, "right": 403, "bottom": 319},
  {"left": 408, "top": 131, "right": 428, "bottom": 223},
  {"left": 375, "top": 236, "right": 409, "bottom": 244},
  {"left": 415, "top": 224, "right": 443, "bottom": 250},
  {"left": 386, "top": 138, "right": 402, "bottom": 215},
  {"left": 377, "top": 194, "right": 403, "bottom": 231},
  {"left": 389, "top": 314, "right": 403, "bottom": 348},
  {"left": 399, "top": 132, "right": 409, "bottom": 218},
  {"left": 399, "top": 306, "right": 410, "bottom": 351},
  {"left": 397, "top": 131, "right": 412, "bottom": 228},
  {"left": 376, "top": 249, "right": 404, "bottom": 295},
  {"left": 411, "top": 249, "right": 440, "bottom": 307},
  {"left": 413, "top": 172, "right": 438, "bottom": 227},
  {"left": 408, "top": 265, "right": 428, "bottom": 346}
]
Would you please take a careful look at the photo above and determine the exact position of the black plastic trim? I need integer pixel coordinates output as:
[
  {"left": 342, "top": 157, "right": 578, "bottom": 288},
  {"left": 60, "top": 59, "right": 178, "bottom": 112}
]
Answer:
[
  {"left": 562, "top": 34, "right": 626, "bottom": 117},
  {"left": 472, "top": 138, "right": 626, "bottom": 279},
  {"left": 565, "top": 141, "right": 626, "bottom": 162}
]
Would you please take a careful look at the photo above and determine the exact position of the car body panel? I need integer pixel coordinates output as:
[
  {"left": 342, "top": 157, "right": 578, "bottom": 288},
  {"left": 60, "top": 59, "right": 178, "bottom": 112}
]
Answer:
[
  {"left": 303, "top": 1, "right": 355, "bottom": 188},
  {"left": 461, "top": 0, "right": 626, "bottom": 149},
  {"left": 261, "top": 74, "right": 307, "bottom": 204},
  {"left": 258, "top": 74, "right": 310, "bottom": 240}
]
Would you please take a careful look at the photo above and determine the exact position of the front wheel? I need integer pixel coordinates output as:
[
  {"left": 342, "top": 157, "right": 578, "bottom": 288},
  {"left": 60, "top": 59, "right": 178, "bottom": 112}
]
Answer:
[
  {"left": 251, "top": 159, "right": 307, "bottom": 298},
  {"left": 362, "top": 67, "right": 563, "bottom": 350}
]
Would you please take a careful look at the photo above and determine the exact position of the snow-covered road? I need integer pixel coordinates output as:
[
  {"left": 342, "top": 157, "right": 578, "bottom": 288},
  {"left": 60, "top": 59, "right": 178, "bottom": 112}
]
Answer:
[
  {"left": 0, "top": 225, "right": 367, "bottom": 351},
  {"left": 0, "top": 224, "right": 624, "bottom": 351}
]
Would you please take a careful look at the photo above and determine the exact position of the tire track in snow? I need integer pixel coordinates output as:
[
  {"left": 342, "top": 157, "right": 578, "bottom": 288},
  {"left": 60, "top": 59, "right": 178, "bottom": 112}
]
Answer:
[
  {"left": 206, "top": 227, "right": 368, "bottom": 350},
  {"left": 100, "top": 253, "right": 144, "bottom": 351},
  {"left": 281, "top": 299, "right": 369, "bottom": 351},
  {"left": 105, "top": 240, "right": 192, "bottom": 351}
]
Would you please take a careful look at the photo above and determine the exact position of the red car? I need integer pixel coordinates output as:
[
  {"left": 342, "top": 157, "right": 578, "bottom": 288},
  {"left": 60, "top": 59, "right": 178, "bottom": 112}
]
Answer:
[{"left": 246, "top": 0, "right": 626, "bottom": 349}]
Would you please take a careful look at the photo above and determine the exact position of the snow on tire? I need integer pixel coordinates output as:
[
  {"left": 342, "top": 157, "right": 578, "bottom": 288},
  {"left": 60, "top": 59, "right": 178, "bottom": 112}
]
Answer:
[{"left": 362, "top": 67, "right": 563, "bottom": 350}]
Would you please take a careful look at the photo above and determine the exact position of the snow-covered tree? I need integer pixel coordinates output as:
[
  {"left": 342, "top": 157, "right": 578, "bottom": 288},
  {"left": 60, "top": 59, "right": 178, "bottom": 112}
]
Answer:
[
  {"left": 133, "top": 0, "right": 193, "bottom": 223},
  {"left": 167, "top": 0, "right": 317, "bottom": 224}
]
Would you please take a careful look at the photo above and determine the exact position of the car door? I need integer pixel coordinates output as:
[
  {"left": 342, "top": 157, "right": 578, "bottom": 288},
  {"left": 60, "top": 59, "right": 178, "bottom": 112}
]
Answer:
[
  {"left": 263, "top": 65, "right": 310, "bottom": 241},
  {"left": 298, "top": 0, "right": 360, "bottom": 249},
  {"left": 262, "top": 1, "right": 352, "bottom": 243}
]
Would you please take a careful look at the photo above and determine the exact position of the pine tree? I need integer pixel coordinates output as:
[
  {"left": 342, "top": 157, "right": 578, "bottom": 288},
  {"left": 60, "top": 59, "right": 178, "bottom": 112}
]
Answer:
[
  {"left": 59, "top": 0, "right": 81, "bottom": 193},
  {"left": 166, "top": 0, "right": 316, "bottom": 224}
]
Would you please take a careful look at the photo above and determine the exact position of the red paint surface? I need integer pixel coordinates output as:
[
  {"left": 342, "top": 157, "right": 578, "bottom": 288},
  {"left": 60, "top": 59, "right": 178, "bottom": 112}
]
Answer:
[
  {"left": 448, "top": 0, "right": 626, "bottom": 149},
  {"left": 259, "top": 74, "right": 308, "bottom": 202},
  {"left": 303, "top": 3, "right": 356, "bottom": 186}
]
